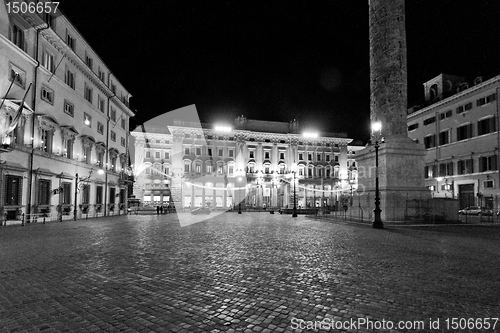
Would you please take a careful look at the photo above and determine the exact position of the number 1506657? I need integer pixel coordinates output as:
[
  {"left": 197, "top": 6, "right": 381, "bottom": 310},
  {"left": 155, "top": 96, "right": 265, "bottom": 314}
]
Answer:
[{"left": 6, "top": 1, "right": 60, "bottom": 15}]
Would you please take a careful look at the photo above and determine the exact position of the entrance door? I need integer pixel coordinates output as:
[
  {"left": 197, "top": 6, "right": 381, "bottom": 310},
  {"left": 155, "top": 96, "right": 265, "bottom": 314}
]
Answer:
[{"left": 458, "top": 184, "right": 475, "bottom": 209}]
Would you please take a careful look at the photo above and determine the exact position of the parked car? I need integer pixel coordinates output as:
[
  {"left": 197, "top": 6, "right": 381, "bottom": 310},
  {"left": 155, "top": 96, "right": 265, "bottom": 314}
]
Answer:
[
  {"left": 458, "top": 206, "right": 493, "bottom": 215},
  {"left": 191, "top": 207, "right": 211, "bottom": 215}
]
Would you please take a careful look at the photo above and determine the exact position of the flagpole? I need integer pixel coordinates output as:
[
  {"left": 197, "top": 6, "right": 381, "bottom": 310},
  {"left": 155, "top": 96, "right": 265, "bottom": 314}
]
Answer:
[{"left": 0, "top": 73, "right": 19, "bottom": 111}]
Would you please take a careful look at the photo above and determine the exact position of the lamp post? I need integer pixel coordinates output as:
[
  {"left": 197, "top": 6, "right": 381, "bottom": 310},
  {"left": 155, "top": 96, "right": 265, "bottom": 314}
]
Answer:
[
  {"left": 291, "top": 163, "right": 298, "bottom": 217},
  {"left": 73, "top": 163, "right": 104, "bottom": 221},
  {"left": 371, "top": 121, "right": 383, "bottom": 229},
  {"left": 236, "top": 169, "right": 245, "bottom": 214}
]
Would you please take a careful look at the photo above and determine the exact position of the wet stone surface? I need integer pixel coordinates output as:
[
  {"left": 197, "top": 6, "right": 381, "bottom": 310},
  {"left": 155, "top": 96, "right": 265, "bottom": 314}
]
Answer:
[{"left": 0, "top": 213, "right": 499, "bottom": 332}]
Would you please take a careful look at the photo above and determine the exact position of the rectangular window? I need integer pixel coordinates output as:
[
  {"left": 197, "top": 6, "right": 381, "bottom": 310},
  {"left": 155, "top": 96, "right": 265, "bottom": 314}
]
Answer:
[
  {"left": 476, "top": 97, "right": 487, "bottom": 107},
  {"left": 317, "top": 154, "right": 321, "bottom": 161},
  {"left": 486, "top": 93, "right": 496, "bottom": 104},
  {"left": 121, "top": 137, "right": 125, "bottom": 147},
  {"left": 62, "top": 183, "right": 71, "bottom": 205},
  {"left": 457, "top": 123, "right": 473, "bottom": 141},
  {"left": 207, "top": 148, "right": 212, "bottom": 156},
  {"left": 82, "top": 185, "right": 90, "bottom": 205},
  {"left": 40, "top": 129, "right": 52, "bottom": 153},
  {"left": 478, "top": 117, "right": 496, "bottom": 136},
  {"left": 464, "top": 102, "right": 473, "bottom": 111},
  {"left": 98, "top": 96, "right": 105, "bottom": 112},
  {"left": 66, "top": 33, "right": 75, "bottom": 50},
  {"left": 11, "top": 24, "right": 26, "bottom": 51},
  {"left": 217, "top": 165, "right": 223, "bottom": 174},
  {"left": 196, "top": 164, "right": 201, "bottom": 173},
  {"left": 424, "top": 165, "right": 437, "bottom": 179},
  {"left": 424, "top": 134, "right": 436, "bottom": 149},
  {"left": 308, "top": 153, "right": 312, "bottom": 161},
  {"left": 479, "top": 155, "right": 498, "bottom": 172},
  {"left": 439, "top": 162, "right": 454, "bottom": 176},
  {"left": 457, "top": 159, "right": 474, "bottom": 175},
  {"left": 439, "top": 130, "right": 450, "bottom": 145},
  {"left": 111, "top": 84, "right": 117, "bottom": 94},
  {"left": 98, "top": 67, "right": 105, "bottom": 81},
  {"left": 145, "top": 151, "right": 151, "bottom": 158},
  {"left": 265, "top": 166, "right": 270, "bottom": 174},
  {"left": 484, "top": 180, "right": 494, "bottom": 189},
  {"left": 408, "top": 123, "right": 419, "bottom": 131},
  {"left": 5, "top": 175, "right": 22, "bottom": 205},
  {"left": 97, "top": 122, "right": 104, "bottom": 134},
  {"left": 38, "top": 179, "right": 51, "bottom": 205},
  {"left": 326, "top": 169, "right": 331, "bottom": 178},
  {"left": 85, "top": 52, "right": 93, "bottom": 70},
  {"left": 111, "top": 131, "right": 116, "bottom": 142},
  {"left": 184, "top": 164, "right": 190, "bottom": 173},
  {"left": 64, "top": 100, "right": 74, "bottom": 117},
  {"left": 9, "top": 63, "right": 26, "bottom": 88},
  {"left": 264, "top": 151, "right": 270, "bottom": 159},
  {"left": 218, "top": 148, "right": 223, "bottom": 157},
  {"left": 456, "top": 106, "right": 464, "bottom": 114},
  {"left": 109, "top": 187, "right": 116, "bottom": 204},
  {"left": 84, "top": 113, "right": 92, "bottom": 127},
  {"left": 96, "top": 186, "right": 103, "bottom": 204},
  {"left": 84, "top": 83, "right": 93, "bottom": 103},
  {"left": 279, "top": 152, "right": 285, "bottom": 160},
  {"left": 64, "top": 138, "right": 73, "bottom": 159},
  {"left": 110, "top": 108, "right": 116, "bottom": 122},
  {"left": 196, "top": 147, "right": 201, "bottom": 156},
  {"left": 184, "top": 147, "right": 190, "bottom": 155},
  {"left": 121, "top": 117, "right": 126, "bottom": 129},
  {"left": 229, "top": 149, "right": 234, "bottom": 157},
  {"left": 65, "top": 68, "right": 75, "bottom": 89},
  {"left": 423, "top": 117, "right": 436, "bottom": 126},
  {"left": 42, "top": 51, "right": 55, "bottom": 73},
  {"left": 299, "top": 153, "right": 304, "bottom": 160},
  {"left": 165, "top": 151, "right": 170, "bottom": 159},
  {"left": 207, "top": 165, "right": 212, "bottom": 173},
  {"left": 41, "top": 86, "right": 54, "bottom": 104},
  {"left": 249, "top": 151, "right": 254, "bottom": 158},
  {"left": 439, "top": 110, "right": 452, "bottom": 120}
]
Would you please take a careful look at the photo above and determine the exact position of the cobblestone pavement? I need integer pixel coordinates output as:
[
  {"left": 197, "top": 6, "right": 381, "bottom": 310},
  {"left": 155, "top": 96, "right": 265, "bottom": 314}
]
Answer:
[{"left": 1, "top": 213, "right": 500, "bottom": 333}]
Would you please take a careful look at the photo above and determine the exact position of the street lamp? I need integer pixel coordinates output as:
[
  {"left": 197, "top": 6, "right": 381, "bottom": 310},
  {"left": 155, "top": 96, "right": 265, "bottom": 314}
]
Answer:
[
  {"left": 236, "top": 169, "right": 245, "bottom": 214},
  {"left": 291, "top": 163, "right": 298, "bottom": 217},
  {"left": 73, "top": 162, "right": 104, "bottom": 221},
  {"left": 371, "top": 121, "right": 383, "bottom": 229}
]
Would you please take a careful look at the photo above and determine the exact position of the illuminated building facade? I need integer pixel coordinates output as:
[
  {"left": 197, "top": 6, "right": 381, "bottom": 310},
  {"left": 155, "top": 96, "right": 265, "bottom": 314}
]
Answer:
[
  {"left": 407, "top": 74, "right": 500, "bottom": 210},
  {"left": 131, "top": 116, "right": 363, "bottom": 210},
  {"left": 0, "top": 1, "right": 134, "bottom": 222}
]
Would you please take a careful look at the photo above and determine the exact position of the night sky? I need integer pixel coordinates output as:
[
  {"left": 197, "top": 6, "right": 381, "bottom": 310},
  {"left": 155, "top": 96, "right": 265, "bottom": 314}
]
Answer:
[{"left": 61, "top": 1, "right": 500, "bottom": 142}]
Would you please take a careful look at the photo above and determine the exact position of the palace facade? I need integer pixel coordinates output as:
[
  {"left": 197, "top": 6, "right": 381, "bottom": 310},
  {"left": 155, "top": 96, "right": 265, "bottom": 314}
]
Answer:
[
  {"left": 0, "top": 1, "right": 134, "bottom": 222},
  {"left": 407, "top": 74, "right": 500, "bottom": 210},
  {"left": 131, "top": 113, "right": 363, "bottom": 210}
]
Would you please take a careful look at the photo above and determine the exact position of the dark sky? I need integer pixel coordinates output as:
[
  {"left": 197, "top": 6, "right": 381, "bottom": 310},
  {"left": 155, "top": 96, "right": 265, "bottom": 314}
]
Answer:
[{"left": 61, "top": 1, "right": 500, "bottom": 142}]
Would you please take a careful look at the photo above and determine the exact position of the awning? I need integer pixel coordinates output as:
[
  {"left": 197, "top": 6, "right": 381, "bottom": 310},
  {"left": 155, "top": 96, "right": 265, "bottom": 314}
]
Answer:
[
  {"left": 60, "top": 125, "right": 79, "bottom": 135},
  {"left": 1, "top": 99, "right": 34, "bottom": 114},
  {"left": 35, "top": 113, "right": 59, "bottom": 126},
  {"left": 80, "top": 135, "right": 96, "bottom": 143},
  {"left": 34, "top": 167, "right": 57, "bottom": 176},
  {"left": 57, "top": 172, "right": 75, "bottom": 179}
]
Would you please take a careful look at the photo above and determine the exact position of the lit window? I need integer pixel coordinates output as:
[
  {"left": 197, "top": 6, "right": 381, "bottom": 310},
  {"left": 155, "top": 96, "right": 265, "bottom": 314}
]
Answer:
[{"left": 84, "top": 113, "right": 92, "bottom": 127}]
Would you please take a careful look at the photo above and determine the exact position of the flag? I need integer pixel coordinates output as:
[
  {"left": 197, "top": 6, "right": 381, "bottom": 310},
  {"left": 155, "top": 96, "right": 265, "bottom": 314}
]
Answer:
[{"left": 6, "top": 82, "right": 32, "bottom": 136}]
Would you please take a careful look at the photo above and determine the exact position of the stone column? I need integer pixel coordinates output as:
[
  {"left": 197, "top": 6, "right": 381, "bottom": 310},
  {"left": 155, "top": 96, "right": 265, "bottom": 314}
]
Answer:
[{"left": 356, "top": 0, "right": 430, "bottom": 222}]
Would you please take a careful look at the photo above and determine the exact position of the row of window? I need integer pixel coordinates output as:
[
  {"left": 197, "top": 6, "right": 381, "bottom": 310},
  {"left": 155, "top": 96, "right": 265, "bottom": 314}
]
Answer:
[
  {"left": 5, "top": 175, "right": 123, "bottom": 206},
  {"left": 425, "top": 155, "right": 498, "bottom": 178},
  {"left": 409, "top": 93, "right": 497, "bottom": 131},
  {"left": 422, "top": 116, "right": 497, "bottom": 148}
]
